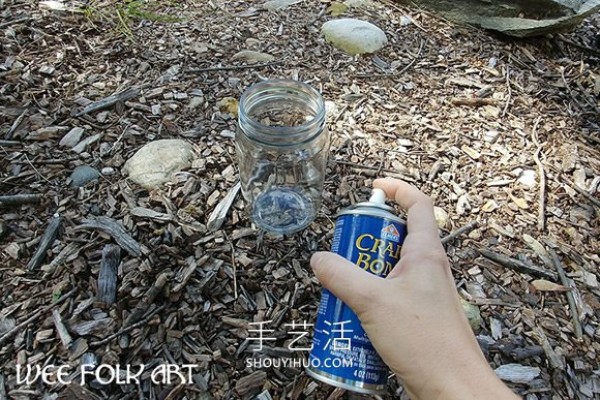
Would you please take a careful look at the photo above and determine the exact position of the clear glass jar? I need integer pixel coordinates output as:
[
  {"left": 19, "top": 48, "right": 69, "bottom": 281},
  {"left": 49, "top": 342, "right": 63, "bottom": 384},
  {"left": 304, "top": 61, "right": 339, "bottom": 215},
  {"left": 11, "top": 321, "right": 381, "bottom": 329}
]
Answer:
[{"left": 236, "top": 80, "right": 329, "bottom": 235}]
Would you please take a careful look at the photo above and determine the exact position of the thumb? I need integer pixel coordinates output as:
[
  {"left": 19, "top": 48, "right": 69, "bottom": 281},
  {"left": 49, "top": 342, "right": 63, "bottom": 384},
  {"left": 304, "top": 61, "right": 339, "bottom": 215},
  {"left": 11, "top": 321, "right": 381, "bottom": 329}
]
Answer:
[{"left": 310, "top": 251, "right": 383, "bottom": 315}]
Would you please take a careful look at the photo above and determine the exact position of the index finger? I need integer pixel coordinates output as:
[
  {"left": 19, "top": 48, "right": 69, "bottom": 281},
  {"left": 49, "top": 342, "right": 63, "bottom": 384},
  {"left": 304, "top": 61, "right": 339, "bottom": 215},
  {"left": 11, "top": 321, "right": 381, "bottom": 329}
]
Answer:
[{"left": 373, "top": 177, "right": 439, "bottom": 238}]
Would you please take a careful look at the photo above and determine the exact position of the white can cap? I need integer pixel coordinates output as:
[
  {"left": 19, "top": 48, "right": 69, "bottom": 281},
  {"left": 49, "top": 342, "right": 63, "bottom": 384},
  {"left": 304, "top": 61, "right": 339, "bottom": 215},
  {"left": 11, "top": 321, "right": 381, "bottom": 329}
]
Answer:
[{"left": 368, "top": 188, "right": 387, "bottom": 205}]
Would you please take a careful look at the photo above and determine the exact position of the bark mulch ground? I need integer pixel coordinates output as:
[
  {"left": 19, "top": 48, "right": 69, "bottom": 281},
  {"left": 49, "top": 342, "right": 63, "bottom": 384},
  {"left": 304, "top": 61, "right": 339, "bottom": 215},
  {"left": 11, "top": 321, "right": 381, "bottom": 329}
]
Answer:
[{"left": 1, "top": 0, "right": 599, "bottom": 399}]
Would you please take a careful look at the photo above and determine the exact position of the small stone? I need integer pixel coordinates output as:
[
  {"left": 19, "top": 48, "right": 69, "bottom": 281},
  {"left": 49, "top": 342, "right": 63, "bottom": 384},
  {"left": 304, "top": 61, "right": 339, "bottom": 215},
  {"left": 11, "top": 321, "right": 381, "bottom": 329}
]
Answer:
[
  {"left": 262, "top": 0, "right": 301, "bottom": 11},
  {"left": 321, "top": 19, "right": 387, "bottom": 55},
  {"left": 191, "top": 42, "right": 208, "bottom": 54},
  {"left": 101, "top": 167, "right": 115, "bottom": 176},
  {"left": 460, "top": 299, "right": 481, "bottom": 331},
  {"left": 399, "top": 15, "right": 413, "bottom": 26},
  {"left": 484, "top": 129, "right": 500, "bottom": 143},
  {"left": 174, "top": 92, "right": 188, "bottom": 100},
  {"left": 39, "top": 65, "right": 55, "bottom": 76},
  {"left": 517, "top": 169, "right": 537, "bottom": 187},
  {"left": 123, "top": 139, "right": 194, "bottom": 188},
  {"left": 433, "top": 207, "right": 449, "bottom": 228},
  {"left": 138, "top": 61, "right": 151, "bottom": 73},
  {"left": 59, "top": 127, "right": 85, "bottom": 148},
  {"left": 151, "top": 104, "right": 161, "bottom": 115},
  {"left": 99, "top": 142, "right": 112, "bottom": 157},
  {"left": 70, "top": 165, "right": 100, "bottom": 187},
  {"left": 92, "top": 82, "right": 106, "bottom": 90},
  {"left": 187, "top": 97, "right": 204, "bottom": 109},
  {"left": 96, "top": 111, "right": 109, "bottom": 123}
]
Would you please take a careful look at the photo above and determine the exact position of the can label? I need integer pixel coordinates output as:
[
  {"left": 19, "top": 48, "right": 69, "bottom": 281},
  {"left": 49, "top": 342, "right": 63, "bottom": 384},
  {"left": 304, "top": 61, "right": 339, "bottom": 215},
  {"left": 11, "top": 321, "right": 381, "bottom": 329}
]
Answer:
[{"left": 308, "top": 213, "right": 407, "bottom": 390}]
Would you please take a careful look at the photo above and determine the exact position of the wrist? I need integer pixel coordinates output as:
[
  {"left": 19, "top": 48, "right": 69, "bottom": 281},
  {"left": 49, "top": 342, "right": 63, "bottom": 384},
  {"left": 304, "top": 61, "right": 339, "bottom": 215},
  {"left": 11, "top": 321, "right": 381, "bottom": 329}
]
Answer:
[{"left": 397, "top": 348, "right": 519, "bottom": 400}]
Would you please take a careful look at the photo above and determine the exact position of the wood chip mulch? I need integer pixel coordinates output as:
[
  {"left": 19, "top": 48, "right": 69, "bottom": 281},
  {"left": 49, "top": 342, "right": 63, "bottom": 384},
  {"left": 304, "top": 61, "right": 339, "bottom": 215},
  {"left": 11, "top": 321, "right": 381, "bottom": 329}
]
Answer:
[{"left": 1, "top": 0, "right": 599, "bottom": 399}]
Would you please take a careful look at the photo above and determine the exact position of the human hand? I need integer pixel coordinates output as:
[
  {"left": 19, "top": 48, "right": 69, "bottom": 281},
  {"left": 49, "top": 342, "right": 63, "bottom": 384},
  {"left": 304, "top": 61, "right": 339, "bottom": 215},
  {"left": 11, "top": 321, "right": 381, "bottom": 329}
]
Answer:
[{"left": 311, "top": 178, "right": 519, "bottom": 400}]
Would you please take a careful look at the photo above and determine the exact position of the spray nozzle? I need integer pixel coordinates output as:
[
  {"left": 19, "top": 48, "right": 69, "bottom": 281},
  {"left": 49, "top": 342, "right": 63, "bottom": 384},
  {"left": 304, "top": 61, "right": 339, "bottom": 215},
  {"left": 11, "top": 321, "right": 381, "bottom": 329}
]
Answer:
[{"left": 369, "top": 188, "right": 387, "bottom": 205}]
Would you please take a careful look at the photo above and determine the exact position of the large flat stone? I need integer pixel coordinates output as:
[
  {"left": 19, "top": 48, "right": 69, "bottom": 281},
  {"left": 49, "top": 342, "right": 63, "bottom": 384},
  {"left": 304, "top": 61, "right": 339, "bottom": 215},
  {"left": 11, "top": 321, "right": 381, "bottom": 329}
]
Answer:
[{"left": 406, "top": 0, "right": 600, "bottom": 37}]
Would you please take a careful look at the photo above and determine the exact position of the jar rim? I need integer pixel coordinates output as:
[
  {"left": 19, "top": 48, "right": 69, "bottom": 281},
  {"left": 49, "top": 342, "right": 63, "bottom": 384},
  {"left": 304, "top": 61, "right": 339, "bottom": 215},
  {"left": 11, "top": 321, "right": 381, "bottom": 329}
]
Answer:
[{"left": 238, "top": 79, "right": 326, "bottom": 146}]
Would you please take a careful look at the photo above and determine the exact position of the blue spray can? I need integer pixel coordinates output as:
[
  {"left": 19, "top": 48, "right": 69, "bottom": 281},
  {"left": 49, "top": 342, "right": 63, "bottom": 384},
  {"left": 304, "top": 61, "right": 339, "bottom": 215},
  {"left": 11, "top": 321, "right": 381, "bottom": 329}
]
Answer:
[{"left": 307, "top": 188, "right": 407, "bottom": 394}]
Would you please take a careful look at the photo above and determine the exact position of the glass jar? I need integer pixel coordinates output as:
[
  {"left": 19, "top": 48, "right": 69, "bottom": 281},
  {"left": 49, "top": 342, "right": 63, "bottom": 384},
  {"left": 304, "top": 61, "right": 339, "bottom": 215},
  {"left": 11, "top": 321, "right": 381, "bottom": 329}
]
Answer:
[{"left": 235, "top": 80, "right": 329, "bottom": 235}]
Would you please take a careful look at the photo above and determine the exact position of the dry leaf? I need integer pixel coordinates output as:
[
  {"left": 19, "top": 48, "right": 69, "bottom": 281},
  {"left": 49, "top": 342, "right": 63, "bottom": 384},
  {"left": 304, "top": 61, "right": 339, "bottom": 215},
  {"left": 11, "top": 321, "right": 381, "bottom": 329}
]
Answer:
[
  {"left": 217, "top": 97, "right": 239, "bottom": 117},
  {"left": 508, "top": 192, "right": 529, "bottom": 210},
  {"left": 232, "top": 50, "right": 274, "bottom": 63},
  {"left": 482, "top": 199, "right": 499, "bottom": 212},
  {"left": 328, "top": 2, "right": 348, "bottom": 16},
  {"left": 531, "top": 279, "right": 569, "bottom": 292},
  {"left": 461, "top": 145, "right": 480, "bottom": 160}
]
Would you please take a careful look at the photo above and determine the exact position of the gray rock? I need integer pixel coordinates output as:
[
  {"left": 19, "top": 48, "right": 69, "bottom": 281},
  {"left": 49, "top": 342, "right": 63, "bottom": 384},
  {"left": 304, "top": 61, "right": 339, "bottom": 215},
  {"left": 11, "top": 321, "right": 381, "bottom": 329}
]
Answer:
[
  {"left": 123, "top": 139, "right": 194, "bottom": 189},
  {"left": 322, "top": 19, "right": 387, "bottom": 55},
  {"left": 410, "top": 0, "right": 600, "bottom": 37},
  {"left": 59, "top": 127, "right": 85, "bottom": 148},
  {"left": 70, "top": 165, "right": 100, "bottom": 187},
  {"left": 101, "top": 167, "right": 115, "bottom": 176}
]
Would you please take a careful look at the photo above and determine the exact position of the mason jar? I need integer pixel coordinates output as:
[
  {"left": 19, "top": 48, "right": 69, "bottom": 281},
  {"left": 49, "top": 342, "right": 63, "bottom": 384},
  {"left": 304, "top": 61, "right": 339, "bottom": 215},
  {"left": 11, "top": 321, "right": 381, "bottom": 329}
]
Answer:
[{"left": 235, "top": 80, "right": 329, "bottom": 235}]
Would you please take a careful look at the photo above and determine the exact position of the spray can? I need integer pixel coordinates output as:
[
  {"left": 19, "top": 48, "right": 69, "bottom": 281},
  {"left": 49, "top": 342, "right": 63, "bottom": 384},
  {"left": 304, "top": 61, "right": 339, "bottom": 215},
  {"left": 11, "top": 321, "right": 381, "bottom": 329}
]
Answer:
[{"left": 307, "top": 188, "right": 407, "bottom": 394}]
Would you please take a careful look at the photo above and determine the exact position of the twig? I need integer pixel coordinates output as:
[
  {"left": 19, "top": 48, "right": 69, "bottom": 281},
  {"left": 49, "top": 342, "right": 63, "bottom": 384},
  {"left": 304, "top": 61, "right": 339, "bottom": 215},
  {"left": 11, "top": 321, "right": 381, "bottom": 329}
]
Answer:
[
  {"left": 355, "top": 39, "right": 425, "bottom": 79},
  {"left": 0, "top": 194, "right": 42, "bottom": 207},
  {"left": 0, "top": 17, "right": 34, "bottom": 29},
  {"left": 6, "top": 109, "right": 27, "bottom": 139},
  {"left": 0, "top": 140, "right": 22, "bottom": 147},
  {"left": 73, "top": 86, "right": 142, "bottom": 117},
  {"left": 450, "top": 97, "right": 498, "bottom": 107},
  {"left": 478, "top": 248, "right": 557, "bottom": 281},
  {"left": 0, "top": 287, "right": 77, "bottom": 347},
  {"left": 560, "top": 67, "right": 588, "bottom": 113},
  {"left": 575, "top": 81, "right": 600, "bottom": 115},
  {"left": 24, "top": 154, "right": 50, "bottom": 183},
  {"left": 73, "top": 216, "right": 146, "bottom": 257},
  {"left": 187, "top": 60, "right": 284, "bottom": 74},
  {"left": 441, "top": 221, "right": 479, "bottom": 244},
  {"left": 27, "top": 215, "right": 62, "bottom": 271},
  {"left": 306, "top": 5, "right": 326, "bottom": 26},
  {"left": 557, "top": 34, "right": 600, "bottom": 56},
  {"left": 502, "top": 66, "right": 512, "bottom": 116},
  {"left": 224, "top": 233, "right": 238, "bottom": 299},
  {"left": 90, "top": 305, "right": 166, "bottom": 347},
  {"left": 545, "top": 244, "right": 583, "bottom": 339},
  {"left": 531, "top": 117, "right": 546, "bottom": 232},
  {"left": 561, "top": 174, "right": 600, "bottom": 209}
]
